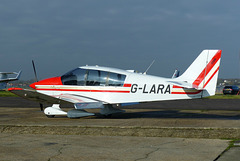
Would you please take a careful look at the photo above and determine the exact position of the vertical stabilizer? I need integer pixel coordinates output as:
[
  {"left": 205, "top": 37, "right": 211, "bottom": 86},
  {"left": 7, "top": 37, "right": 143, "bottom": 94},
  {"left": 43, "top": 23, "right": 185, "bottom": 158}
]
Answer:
[{"left": 177, "top": 50, "right": 222, "bottom": 96}]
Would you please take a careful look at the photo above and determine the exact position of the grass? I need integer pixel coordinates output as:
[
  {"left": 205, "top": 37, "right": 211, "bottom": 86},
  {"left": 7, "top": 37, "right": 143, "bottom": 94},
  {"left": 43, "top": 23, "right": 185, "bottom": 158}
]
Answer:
[{"left": 0, "top": 90, "right": 17, "bottom": 97}]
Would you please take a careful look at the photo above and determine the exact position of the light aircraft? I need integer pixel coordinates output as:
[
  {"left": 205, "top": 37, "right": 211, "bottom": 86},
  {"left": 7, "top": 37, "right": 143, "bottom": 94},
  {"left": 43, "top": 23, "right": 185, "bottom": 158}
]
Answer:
[
  {"left": 0, "top": 71, "right": 22, "bottom": 89},
  {"left": 9, "top": 50, "right": 221, "bottom": 118}
]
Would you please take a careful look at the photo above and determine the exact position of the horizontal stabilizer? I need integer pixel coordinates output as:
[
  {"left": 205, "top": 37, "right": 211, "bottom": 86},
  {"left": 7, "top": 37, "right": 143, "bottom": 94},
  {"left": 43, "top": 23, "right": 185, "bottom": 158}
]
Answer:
[{"left": 167, "top": 80, "right": 194, "bottom": 89}]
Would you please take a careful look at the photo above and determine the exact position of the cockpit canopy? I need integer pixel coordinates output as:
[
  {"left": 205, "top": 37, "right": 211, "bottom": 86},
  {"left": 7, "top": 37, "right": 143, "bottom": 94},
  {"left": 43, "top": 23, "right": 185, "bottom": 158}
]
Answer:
[{"left": 61, "top": 68, "right": 126, "bottom": 86}]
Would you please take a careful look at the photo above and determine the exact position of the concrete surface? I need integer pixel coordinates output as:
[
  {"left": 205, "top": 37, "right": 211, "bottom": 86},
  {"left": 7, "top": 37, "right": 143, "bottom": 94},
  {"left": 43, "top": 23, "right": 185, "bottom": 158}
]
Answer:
[
  {"left": 217, "top": 146, "right": 240, "bottom": 161},
  {"left": 0, "top": 133, "right": 228, "bottom": 161},
  {"left": 1, "top": 107, "right": 240, "bottom": 139},
  {"left": 1, "top": 97, "right": 240, "bottom": 160}
]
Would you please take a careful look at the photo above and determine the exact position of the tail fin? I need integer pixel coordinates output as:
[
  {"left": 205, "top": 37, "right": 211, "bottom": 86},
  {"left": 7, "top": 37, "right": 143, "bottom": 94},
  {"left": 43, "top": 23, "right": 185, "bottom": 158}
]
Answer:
[
  {"left": 177, "top": 50, "right": 222, "bottom": 96},
  {"left": 172, "top": 69, "right": 180, "bottom": 78}
]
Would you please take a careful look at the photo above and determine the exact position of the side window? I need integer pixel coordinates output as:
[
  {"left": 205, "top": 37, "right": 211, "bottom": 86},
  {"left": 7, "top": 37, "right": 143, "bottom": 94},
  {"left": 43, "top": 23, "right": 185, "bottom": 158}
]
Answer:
[
  {"left": 99, "top": 71, "right": 108, "bottom": 86},
  {"left": 86, "top": 70, "right": 100, "bottom": 86},
  {"left": 61, "top": 68, "right": 86, "bottom": 85},
  {"left": 86, "top": 70, "right": 110, "bottom": 86},
  {"left": 108, "top": 72, "right": 126, "bottom": 86},
  {"left": 76, "top": 69, "right": 87, "bottom": 86}
]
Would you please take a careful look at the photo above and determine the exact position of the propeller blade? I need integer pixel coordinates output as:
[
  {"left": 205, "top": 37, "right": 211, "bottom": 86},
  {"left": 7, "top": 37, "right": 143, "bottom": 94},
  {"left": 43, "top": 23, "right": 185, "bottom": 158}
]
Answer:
[
  {"left": 32, "top": 60, "right": 43, "bottom": 111},
  {"left": 32, "top": 60, "right": 38, "bottom": 82}
]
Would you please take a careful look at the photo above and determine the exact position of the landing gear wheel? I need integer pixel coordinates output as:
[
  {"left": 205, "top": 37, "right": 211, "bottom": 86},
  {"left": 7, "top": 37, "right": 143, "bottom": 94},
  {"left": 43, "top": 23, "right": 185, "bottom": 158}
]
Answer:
[{"left": 46, "top": 115, "right": 55, "bottom": 118}]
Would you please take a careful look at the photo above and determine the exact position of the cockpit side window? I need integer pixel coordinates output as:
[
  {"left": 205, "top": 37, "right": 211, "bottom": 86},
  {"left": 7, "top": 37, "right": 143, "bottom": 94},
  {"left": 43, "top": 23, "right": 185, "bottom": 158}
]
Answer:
[
  {"left": 61, "top": 68, "right": 86, "bottom": 85},
  {"left": 86, "top": 70, "right": 109, "bottom": 86},
  {"left": 108, "top": 72, "right": 126, "bottom": 86},
  {"left": 99, "top": 71, "right": 108, "bottom": 86},
  {"left": 86, "top": 70, "right": 100, "bottom": 86}
]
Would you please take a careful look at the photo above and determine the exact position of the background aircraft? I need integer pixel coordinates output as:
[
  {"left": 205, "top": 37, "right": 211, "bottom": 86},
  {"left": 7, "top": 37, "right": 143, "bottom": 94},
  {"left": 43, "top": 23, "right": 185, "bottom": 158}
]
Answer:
[
  {"left": 172, "top": 69, "right": 180, "bottom": 78},
  {"left": 9, "top": 50, "right": 221, "bottom": 118},
  {"left": 0, "top": 71, "right": 21, "bottom": 90}
]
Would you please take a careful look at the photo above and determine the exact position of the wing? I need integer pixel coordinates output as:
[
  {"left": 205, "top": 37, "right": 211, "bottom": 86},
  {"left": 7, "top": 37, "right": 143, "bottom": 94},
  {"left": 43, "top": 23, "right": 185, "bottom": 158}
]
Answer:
[
  {"left": 8, "top": 88, "right": 104, "bottom": 109},
  {"left": 0, "top": 71, "right": 22, "bottom": 83},
  {"left": 8, "top": 88, "right": 70, "bottom": 104}
]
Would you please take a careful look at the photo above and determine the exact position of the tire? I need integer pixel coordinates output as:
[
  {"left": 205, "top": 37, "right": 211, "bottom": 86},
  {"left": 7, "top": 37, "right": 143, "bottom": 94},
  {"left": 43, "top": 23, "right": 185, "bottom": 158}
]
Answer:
[{"left": 46, "top": 115, "right": 55, "bottom": 118}]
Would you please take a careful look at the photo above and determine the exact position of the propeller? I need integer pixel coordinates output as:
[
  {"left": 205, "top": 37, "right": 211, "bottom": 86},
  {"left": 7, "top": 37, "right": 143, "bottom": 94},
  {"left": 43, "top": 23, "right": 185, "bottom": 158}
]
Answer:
[
  {"left": 32, "top": 60, "right": 44, "bottom": 111},
  {"left": 32, "top": 60, "right": 39, "bottom": 82}
]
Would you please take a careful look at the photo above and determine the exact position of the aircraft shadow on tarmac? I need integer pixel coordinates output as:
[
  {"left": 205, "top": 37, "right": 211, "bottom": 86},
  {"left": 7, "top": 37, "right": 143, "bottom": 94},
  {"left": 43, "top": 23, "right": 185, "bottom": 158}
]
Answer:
[
  {"left": 93, "top": 110, "right": 240, "bottom": 120},
  {"left": 2, "top": 97, "right": 240, "bottom": 120}
]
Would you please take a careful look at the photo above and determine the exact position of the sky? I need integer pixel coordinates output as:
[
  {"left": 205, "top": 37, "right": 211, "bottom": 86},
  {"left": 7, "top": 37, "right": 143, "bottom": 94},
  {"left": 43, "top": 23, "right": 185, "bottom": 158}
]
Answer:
[{"left": 0, "top": 0, "right": 240, "bottom": 80}]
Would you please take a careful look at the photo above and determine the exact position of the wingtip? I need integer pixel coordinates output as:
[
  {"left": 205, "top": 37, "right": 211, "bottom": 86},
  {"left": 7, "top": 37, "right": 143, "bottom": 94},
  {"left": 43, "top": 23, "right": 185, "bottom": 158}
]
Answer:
[{"left": 8, "top": 87, "right": 23, "bottom": 91}]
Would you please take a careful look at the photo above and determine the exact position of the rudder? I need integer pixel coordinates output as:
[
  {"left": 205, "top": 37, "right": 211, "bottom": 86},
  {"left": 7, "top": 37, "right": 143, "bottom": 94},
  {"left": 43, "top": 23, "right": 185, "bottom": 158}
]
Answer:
[{"left": 177, "top": 50, "right": 222, "bottom": 96}]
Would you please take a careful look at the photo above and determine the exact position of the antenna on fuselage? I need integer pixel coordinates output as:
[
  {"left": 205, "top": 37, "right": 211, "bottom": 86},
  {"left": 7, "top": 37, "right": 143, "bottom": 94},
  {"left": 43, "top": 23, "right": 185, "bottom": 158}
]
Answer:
[{"left": 143, "top": 60, "right": 155, "bottom": 74}]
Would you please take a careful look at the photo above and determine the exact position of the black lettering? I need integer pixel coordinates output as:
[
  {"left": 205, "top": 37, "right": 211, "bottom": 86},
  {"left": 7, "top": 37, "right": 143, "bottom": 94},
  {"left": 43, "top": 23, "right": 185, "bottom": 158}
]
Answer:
[
  {"left": 157, "top": 84, "right": 164, "bottom": 94},
  {"left": 143, "top": 84, "right": 148, "bottom": 93},
  {"left": 149, "top": 84, "right": 156, "bottom": 94},
  {"left": 164, "top": 84, "right": 171, "bottom": 94},
  {"left": 131, "top": 84, "right": 138, "bottom": 93}
]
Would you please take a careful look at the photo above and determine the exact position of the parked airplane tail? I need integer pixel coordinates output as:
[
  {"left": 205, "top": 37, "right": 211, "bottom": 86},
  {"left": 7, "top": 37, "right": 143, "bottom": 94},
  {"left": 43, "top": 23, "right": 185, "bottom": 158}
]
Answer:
[
  {"left": 176, "top": 50, "right": 222, "bottom": 96},
  {"left": 0, "top": 71, "right": 22, "bottom": 90}
]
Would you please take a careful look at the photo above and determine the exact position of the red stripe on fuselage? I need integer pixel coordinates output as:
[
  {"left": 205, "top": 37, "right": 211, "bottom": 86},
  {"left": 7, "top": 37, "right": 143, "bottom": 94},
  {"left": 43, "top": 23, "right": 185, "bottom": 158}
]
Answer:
[
  {"left": 35, "top": 88, "right": 130, "bottom": 93},
  {"left": 123, "top": 84, "right": 132, "bottom": 87}
]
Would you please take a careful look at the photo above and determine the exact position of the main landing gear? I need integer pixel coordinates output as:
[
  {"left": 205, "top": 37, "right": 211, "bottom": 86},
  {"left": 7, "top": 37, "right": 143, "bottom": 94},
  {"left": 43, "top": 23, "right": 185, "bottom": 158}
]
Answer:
[
  {"left": 44, "top": 104, "right": 67, "bottom": 118},
  {"left": 43, "top": 104, "right": 125, "bottom": 118}
]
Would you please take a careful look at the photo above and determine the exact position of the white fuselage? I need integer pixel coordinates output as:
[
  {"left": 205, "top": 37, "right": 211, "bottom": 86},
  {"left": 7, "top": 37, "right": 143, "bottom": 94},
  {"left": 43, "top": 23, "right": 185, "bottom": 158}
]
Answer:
[{"left": 34, "top": 66, "right": 204, "bottom": 104}]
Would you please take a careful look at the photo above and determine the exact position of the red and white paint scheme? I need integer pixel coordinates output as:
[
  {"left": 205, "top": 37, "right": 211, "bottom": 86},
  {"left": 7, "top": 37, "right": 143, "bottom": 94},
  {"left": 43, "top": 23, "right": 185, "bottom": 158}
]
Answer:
[{"left": 9, "top": 50, "right": 222, "bottom": 118}]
